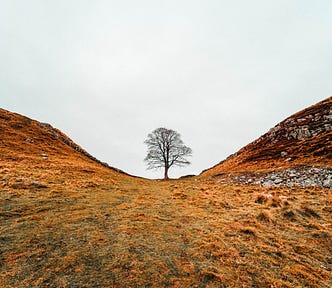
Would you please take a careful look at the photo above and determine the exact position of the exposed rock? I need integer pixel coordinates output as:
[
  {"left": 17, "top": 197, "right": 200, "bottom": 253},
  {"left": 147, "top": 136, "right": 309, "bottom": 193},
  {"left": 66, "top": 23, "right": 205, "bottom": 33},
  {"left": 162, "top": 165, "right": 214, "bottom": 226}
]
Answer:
[
  {"left": 323, "top": 175, "right": 332, "bottom": 188},
  {"left": 41, "top": 153, "right": 48, "bottom": 160},
  {"left": 273, "top": 177, "right": 283, "bottom": 184},
  {"left": 260, "top": 106, "right": 331, "bottom": 143},
  {"left": 262, "top": 180, "right": 275, "bottom": 188},
  {"left": 215, "top": 166, "right": 332, "bottom": 188},
  {"left": 280, "top": 151, "right": 288, "bottom": 157},
  {"left": 202, "top": 97, "right": 332, "bottom": 179}
]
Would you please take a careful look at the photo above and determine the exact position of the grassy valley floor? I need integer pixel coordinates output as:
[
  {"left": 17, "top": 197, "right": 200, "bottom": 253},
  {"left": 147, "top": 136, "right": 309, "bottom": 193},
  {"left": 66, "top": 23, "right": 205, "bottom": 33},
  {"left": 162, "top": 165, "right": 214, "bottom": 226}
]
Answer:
[{"left": 1, "top": 168, "right": 331, "bottom": 287}]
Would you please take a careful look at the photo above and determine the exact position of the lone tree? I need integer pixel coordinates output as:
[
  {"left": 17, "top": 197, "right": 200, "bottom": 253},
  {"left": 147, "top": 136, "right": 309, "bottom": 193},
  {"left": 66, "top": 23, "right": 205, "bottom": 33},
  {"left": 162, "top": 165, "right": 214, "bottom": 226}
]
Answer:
[{"left": 144, "top": 127, "right": 192, "bottom": 179}]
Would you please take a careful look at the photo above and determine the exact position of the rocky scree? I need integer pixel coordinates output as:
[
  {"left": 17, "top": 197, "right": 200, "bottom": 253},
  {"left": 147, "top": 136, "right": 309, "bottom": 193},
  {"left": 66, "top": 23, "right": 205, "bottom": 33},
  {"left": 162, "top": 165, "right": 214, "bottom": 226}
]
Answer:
[{"left": 215, "top": 166, "right": 332, "bottom": 188}]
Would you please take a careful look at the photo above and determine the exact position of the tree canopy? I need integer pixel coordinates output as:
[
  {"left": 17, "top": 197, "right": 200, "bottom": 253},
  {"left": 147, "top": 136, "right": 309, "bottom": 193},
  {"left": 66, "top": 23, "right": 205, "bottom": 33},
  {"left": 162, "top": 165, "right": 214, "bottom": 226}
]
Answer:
[{"left": 144, "top": 128, "right": 192, "bottom": 179}]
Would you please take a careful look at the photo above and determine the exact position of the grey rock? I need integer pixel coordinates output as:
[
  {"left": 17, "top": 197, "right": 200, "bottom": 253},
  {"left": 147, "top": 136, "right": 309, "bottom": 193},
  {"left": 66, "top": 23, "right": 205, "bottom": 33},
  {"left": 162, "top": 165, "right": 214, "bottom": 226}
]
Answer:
[
  {"left": 274, "top": 178, "right": 283, "bottom": 184},
  {"left": 219, "top": 166, "right": 332, "bottom": 188},
  {"left": 262, "top": 180, "right": 275, "bottom": 187},
  {"left": 280, "top": 151, "right": 288, "bottom": 157},
  {"left": 41, "top": 153, "right": 48, "bottom": 160},
  {"left": 323, "top": 176, "right": 332, "bottom": 188}
]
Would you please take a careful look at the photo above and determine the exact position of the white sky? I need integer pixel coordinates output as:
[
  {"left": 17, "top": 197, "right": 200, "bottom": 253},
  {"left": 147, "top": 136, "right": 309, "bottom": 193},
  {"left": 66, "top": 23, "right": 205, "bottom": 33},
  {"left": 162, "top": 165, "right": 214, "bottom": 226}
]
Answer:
[{"left": 1, "top": 0, "right": 331, "bottom": 178}]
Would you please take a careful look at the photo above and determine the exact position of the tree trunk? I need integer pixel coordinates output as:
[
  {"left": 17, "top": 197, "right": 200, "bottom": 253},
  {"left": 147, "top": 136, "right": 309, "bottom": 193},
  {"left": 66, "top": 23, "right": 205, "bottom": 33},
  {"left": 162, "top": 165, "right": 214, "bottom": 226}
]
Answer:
[{"left": 164, "top": 166, "right": 169, "bottom": 180}]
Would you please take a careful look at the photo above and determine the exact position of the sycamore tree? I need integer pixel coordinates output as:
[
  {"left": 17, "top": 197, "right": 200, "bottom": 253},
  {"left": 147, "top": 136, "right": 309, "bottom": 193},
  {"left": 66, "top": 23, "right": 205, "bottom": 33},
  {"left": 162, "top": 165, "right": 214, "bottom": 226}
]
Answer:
[{"left": 144, "top": 127, "right": 192, "bottom": 179}]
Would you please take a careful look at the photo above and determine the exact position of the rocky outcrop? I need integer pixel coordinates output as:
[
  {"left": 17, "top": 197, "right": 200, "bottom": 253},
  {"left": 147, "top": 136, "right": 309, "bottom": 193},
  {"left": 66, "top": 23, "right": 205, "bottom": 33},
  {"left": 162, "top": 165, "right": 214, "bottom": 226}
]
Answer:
[
  {"left": 241, "top": 97, "right": 332, "bottom": 163},
  {"left": 215, "top": 166, "right": 332, "bottom": 188},
  {"left": 260, "top": 104, "right": 331, "bottom": 143},
  {"left": 202, "top": 97, "right": 332, "bottom": 178},
  {"left": 202, "top": 97, "right": 332, "bottom": 187}
]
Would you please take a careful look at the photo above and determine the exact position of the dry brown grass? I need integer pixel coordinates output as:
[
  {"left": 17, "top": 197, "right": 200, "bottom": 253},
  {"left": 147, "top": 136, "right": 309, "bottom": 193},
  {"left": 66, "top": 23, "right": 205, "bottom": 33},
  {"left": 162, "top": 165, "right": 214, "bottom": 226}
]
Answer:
[
  {"left": 1, "top": 108, "right": 332, "bottom": 287},
  {"left": 202, "top": 97, "right": 332, "bottom": 176},
  {"left": 1, "top": 169, "right": 331, "bottom": 287}
]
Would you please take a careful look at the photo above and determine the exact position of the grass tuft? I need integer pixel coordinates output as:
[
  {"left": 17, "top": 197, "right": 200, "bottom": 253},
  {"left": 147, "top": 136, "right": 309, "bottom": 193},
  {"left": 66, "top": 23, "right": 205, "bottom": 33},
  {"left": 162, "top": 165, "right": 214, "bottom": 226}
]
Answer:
[{"left": 257, "top": 210, "right": 273, "bottom": 223}]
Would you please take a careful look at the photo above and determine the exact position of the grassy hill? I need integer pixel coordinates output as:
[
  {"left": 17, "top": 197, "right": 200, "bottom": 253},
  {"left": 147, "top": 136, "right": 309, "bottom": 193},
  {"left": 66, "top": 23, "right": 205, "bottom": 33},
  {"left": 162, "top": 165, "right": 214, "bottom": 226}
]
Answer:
[
  {"left": 1, "top": 105, "right": 331, "bottom": 287},
  {"left": 202, "top": 97, "right": 331, "bottom": 176}
]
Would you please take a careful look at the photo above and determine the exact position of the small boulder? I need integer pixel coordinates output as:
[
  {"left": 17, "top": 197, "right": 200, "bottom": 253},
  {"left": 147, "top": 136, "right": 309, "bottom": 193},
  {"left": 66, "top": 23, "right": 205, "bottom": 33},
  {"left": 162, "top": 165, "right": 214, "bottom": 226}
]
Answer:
[
  {"left": 323, "top": 176, "right": 332, "bottom": 188},
  {"left": 280, "top": 151, "right": 288, "bottom": 157}
]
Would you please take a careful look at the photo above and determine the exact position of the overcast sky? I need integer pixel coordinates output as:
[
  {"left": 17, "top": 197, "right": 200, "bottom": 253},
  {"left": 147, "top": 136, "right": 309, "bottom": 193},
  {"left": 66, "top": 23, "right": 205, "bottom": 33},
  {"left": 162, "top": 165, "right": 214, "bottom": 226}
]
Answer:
[{"left": 1, "top": 1, "right": 331, "bottom": 178}]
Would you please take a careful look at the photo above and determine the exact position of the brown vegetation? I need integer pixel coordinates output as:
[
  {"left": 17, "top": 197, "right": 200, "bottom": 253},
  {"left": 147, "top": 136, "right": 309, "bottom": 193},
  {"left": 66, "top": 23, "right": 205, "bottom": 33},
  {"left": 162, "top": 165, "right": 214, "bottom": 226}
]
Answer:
[
  {"left": 202, "top": 96, "right": 332, "bottom": 176},
  {"left": 1, "top": 107, "right": 331, "bottom": 287}
]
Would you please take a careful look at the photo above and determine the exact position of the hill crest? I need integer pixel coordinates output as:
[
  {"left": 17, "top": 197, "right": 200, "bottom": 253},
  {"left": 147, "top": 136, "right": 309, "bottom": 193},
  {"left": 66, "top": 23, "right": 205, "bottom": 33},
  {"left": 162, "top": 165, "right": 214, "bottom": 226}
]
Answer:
[
  {"left": 202, "top": 96, "right": 332, "bottom": 187},
  {"left": 0, "top": 108, "right": 131, "bottom": 189}
]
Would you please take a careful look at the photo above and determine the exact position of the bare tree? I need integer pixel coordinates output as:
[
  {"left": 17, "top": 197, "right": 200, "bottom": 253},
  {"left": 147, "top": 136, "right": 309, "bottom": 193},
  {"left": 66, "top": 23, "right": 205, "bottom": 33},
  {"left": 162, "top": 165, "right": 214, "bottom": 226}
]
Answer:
[{"left": 144, "top": 128, "right": 192, "bottom": 179}]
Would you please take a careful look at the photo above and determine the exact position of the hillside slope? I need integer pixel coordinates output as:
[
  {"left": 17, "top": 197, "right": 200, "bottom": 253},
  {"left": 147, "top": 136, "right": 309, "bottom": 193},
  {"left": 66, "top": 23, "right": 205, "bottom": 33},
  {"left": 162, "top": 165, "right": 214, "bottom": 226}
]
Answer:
[
  {"left": 1, "top": 107, "right": 331, "bottom": 287},
  {"left": 202, "top": 97, "right": 332, "bottom": 187},
  {"left": 0, "top": 108, "right": 131, "bottom": 189},
  {"left": 0, "top": 108, "right": 127, "bottom": 172}
]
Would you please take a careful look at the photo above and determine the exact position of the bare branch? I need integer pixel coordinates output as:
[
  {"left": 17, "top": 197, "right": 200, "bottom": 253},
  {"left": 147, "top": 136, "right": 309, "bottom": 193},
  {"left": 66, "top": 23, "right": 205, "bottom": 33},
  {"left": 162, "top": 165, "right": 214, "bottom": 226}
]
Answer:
[{"left": 144, "top": 127, "right": 192, "bottom": 179}]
